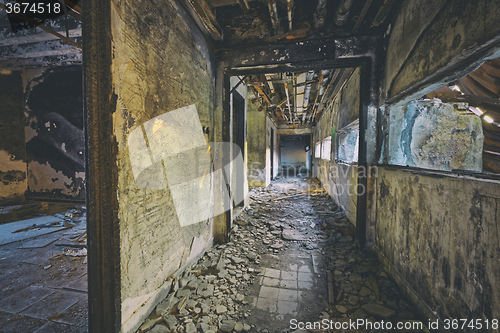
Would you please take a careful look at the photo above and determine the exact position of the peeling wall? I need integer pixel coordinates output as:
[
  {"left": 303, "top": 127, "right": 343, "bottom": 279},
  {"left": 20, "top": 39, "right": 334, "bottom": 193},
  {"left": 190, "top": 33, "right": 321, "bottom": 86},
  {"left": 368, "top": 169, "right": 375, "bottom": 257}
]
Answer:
[
  {"left": 376, "top": 167, "right": 500, "bottom": 325},
  {"left": 107, "top": 0, "right": 215, "bottom": 331},
  {"left": 315, "top": 67, "right": 360, "bottom": 224},
  {"left": 22, "top": 66, "right": 85, "bottom": 201},
  {"left": 384, "top": 99, "right": 483, "bottom": 172},
  {"left": 0, "top": 71, "right": 26, "bottom": 203}
]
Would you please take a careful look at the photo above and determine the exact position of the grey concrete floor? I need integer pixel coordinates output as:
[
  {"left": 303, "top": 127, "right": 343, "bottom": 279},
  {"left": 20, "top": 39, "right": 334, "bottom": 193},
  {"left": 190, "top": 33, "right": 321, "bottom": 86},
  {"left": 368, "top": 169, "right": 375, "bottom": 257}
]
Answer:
[{"left": 0, "top": 205, "right": 88, "bottom": 333}]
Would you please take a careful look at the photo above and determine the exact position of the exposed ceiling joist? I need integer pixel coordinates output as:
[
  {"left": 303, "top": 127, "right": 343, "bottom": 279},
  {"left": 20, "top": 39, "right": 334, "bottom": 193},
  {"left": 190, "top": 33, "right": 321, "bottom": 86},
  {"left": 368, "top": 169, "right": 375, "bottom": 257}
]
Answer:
[{"left": 0, "top": 3, "right": 82, "bottom": 49}]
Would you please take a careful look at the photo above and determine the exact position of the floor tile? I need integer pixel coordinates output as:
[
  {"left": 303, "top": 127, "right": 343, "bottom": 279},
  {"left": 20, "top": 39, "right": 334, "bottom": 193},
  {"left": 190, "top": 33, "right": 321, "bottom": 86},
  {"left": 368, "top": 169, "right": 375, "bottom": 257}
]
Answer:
[
  {"left": 20, "top": 290, "right": 84, "bottom": 319},
  {"left": 54, "top": 297, "right": 88, "bottom": 326},
  {"left": 277, "top": 300, "right": 298, "bottom": 315},
  {"left": 259, "top": 286, "right": 279, "bottom": 299},
  {"left": 298, "top": 272, "right": 314, "bottom": 282},
  {"left": 281, "top": 271, "right": 297, "bottom": 280},
  {"left": 262, "top": 277, "right": 280, "bottom": 287},
  {"left": 256, "top": 297, "right": 277, "bottom": 312},
  {"left": 264, "top": 268, "right": 280, "bottom": 279},
  {"left": 0, "top": 286, "right": 54, "bottom": 314},
  {"left": 280, "top": 279, "right": 297, "bottom": 289},
  {"left": 298, "top": 281, "right": 313, "bottom": 290},
  {"left": 278, "top": 288, "right": 298, "bottom": 302},
  {"left": 298, "top": 265, "right": 311, "bottom": 273}
]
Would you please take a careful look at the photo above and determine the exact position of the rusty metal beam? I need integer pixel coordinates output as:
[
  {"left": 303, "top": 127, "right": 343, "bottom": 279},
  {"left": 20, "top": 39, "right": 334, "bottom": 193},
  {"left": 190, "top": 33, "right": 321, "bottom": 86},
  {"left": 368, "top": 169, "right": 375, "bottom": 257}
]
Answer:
[
  {"left": 0, "top": 3, "right": 82, "bottom": 49},
  {"left": 187, "top": 0, "right": 223, "bottom": 40}
]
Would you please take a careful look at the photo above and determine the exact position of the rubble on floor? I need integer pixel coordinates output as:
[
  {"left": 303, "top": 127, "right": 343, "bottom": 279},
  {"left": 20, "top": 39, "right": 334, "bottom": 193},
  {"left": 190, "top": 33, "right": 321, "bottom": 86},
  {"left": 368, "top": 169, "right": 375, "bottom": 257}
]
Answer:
[{"left": 137, "top": 178, "right": 428, "bottom": 333}]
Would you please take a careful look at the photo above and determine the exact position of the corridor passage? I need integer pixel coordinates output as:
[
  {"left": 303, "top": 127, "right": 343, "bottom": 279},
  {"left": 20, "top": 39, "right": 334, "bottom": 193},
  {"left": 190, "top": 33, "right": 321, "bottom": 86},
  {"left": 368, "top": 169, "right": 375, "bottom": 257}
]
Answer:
[{"left": 137, "top": 178, "right": 426, "bottom": 333}]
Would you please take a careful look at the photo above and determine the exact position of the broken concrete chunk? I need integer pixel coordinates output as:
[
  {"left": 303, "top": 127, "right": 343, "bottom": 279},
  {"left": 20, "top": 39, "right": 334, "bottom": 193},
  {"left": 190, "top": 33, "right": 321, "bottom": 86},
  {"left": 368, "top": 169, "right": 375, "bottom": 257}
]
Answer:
[
  {"left": 200, "top": 322, "right": 211, "bottom": 332},
  {"left": 185, "top": 321, "right": 197, "bottom": 333},
  {"left": 148, "top": 324, "right": 169, "bottom": 333},
  {"left": 216, "top": 304, "right": 227, "bottom": 315},
  {"left": 155, "top": 293, "right": 177, "bottom": 316},
  {"left": 234, "top": 322, "right": 244, "bottom": 332},
  {"left": 362, "top": 304, "right": 396, "bottom": 318},
  {"left": 219, "top": 320, "right": 236, "bottom": 332},
  {"left": 138, "top": 317, "right": 163, "bottom": 333}
]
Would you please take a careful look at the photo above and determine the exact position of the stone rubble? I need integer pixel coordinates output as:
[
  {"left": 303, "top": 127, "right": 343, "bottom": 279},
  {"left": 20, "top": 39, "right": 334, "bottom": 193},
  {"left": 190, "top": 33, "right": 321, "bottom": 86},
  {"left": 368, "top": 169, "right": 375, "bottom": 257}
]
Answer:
[{"left": 137, "top": 179, "right": 427, "bottom": 333}]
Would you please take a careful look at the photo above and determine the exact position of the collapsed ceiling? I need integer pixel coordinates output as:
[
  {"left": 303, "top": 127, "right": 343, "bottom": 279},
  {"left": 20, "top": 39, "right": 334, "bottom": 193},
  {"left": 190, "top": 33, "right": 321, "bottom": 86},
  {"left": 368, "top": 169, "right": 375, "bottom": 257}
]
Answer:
[
  {"left": 239, "top": 67, "right": 355, "bottom": 127},
  {"left": 191, "top": 0, "right": 400, "bottom": 46}
]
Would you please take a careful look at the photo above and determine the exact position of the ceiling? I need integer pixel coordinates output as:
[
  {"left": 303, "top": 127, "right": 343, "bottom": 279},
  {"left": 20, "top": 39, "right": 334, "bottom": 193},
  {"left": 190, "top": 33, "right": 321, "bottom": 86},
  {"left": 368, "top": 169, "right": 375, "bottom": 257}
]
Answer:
[
  {"left": 240, "top": 67, "right": 355, "bottom": 127},
  {"left": 193, "top": 0, "right": 400, "bottom": 47}
]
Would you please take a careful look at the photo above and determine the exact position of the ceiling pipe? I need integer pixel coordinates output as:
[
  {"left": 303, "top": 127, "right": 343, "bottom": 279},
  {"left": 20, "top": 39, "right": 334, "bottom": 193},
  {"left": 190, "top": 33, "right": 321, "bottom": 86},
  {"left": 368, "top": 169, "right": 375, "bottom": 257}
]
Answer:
[
  {"left": 313, "top": 0, "right": 327, "bottom": 29},
  {"left": 287, "top": 0, "right": 293, "bottom": 31},
  {"left": 302, "top": 70, "right": 315, "bottom": 109},
  {"left": 334, "top": 0, "right": 354, "bottom": 26}
]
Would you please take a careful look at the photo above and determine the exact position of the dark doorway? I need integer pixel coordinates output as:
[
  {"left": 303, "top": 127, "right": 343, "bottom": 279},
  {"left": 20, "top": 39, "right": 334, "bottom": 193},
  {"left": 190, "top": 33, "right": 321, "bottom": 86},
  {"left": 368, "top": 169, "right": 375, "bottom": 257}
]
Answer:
[{"left": 279, "top": 134, "right": 311, "bottom": 177}]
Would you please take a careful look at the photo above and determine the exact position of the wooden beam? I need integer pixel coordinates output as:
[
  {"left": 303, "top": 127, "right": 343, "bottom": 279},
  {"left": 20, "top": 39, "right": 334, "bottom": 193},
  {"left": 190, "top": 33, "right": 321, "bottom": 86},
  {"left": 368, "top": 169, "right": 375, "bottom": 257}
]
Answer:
[
  {"left": 57, "top": 0, "right": 82, "bottom": 15},
  {"left": 229, "top": 75, "right": 247, "bottom": 94},
  {"left": 0, "top": 3, "right": 82, "bottom": 49},
  {"left": 186, "top": 0, "right": 223, "bottom": 40}
]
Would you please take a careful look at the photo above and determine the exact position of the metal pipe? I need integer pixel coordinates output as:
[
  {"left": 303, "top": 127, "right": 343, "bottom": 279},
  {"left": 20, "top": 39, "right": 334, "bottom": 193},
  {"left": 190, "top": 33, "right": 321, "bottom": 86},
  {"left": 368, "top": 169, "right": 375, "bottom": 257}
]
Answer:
[
  {"left": 314, "top": 0, "right": 327, "bottom": 29},
  {"left": 334, "top": 0, "right": 355, "bottom": 26},
  {"left": 302, "top": 70, "right": 315, "bottom": 109}
]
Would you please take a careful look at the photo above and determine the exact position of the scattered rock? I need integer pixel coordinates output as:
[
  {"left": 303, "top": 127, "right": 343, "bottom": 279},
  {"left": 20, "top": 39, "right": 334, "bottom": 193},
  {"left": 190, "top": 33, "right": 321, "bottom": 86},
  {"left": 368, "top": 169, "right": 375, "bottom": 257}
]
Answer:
[
  {"left": 216, "top": 305, "right": 227, "bottom": 315},
  {"left": 362, "top": 304, "right": 396, "bottom": 319}
]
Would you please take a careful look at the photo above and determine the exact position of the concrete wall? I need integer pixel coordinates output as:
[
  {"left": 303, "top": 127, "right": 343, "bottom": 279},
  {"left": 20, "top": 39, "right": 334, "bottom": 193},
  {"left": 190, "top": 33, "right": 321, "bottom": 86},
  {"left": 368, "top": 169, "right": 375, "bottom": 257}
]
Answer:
[
  {"left": 0, "top": 71, "right": 26, "bottom": 204},
  {"left": 22, "top": 67, "right": 85, "bottom": 201},
  {"left": 376, "top": 167, "right": 500, "bottom": 325},
  {"left": 247, "top": 91, "right": 276, "bottom": 187},
  {"left": 375, "top": 0, "right": 500, "bottom": 327},
  {"left": 100, "top": 0, "right": 216, "bottom": 331},
  {"left": 315, "top": 67, "right": 360, "bottom": 224}
]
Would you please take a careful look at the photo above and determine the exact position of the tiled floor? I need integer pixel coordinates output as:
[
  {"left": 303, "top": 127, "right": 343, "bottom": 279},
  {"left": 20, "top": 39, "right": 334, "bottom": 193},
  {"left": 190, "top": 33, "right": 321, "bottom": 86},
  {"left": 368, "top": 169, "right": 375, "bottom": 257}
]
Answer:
[
  {"left": 253, "top": 262, "right": 324, "bottom": 319},
  {"left": 0, "top": 206, "right": 88, "bottom": 332}
]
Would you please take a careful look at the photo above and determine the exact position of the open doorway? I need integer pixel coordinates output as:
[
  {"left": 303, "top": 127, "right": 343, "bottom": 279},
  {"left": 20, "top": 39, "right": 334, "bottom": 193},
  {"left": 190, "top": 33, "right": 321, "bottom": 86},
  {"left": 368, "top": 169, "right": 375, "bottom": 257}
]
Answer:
[{"left": 0, "top": 4, "right": 88, "bottom": 332}]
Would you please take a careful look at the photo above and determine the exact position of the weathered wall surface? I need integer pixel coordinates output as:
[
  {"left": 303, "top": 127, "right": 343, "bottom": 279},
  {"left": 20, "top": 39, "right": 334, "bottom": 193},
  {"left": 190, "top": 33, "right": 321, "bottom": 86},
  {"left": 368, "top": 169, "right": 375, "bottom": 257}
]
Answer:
[
  {"left": 22, "top": 67, "right": 85, "bottom": 201},
  {"left": 315, "top": 68, "right": 360, "bottom": 224},
  {"left": 376, "top": 167, "right": 500, "bottom": 325},
  {"left": 108, "top": 0, "right": 215, "bottom": 330},
  {"left": 247, "top": 92, "right": 267, "bottom": 187},
  {"left": 0, "top": 71, "right": 26, "bottom": 203},
  {"left": 384, "top": 0, "right": 500, "bottom": 103},
  {"left": 384, "top": 99, "right": 483, "bottom": 172},
  {"left": 265, "top": 115, "right": 277, "bottom": 183}
]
